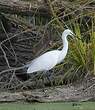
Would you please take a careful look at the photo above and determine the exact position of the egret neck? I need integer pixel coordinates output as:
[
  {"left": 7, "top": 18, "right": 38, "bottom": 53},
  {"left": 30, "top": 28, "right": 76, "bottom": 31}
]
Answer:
[{"left": 58, "top": 32, "right": 68, "bottom": 63}]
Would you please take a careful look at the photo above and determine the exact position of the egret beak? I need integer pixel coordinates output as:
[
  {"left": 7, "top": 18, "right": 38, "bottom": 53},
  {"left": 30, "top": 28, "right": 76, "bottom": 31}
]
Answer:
[
  {"left": 70, "top": 31, "right": 75, "bottom": 39},
  {"left": 72, "top": 33, "right": 82, "bottom": 41}
]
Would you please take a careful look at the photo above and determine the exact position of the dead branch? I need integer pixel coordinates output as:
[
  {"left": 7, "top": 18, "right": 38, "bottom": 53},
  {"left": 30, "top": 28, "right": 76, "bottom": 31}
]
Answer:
[
  {"left": 0, "top": 0, "right": 51, "bottom": 17},
  {"left": 0, "top": 77, "right": 95, "bottom": 102}
]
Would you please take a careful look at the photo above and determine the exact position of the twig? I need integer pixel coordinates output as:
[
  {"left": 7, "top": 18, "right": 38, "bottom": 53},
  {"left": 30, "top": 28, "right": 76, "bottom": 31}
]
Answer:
[
  {"left": 9, "top": 70, "right": 16, "bottom": 84},
  {"left": 83, "top": 83, "right": 95, "bottom": 92},
  {"left": 0, "top": 44, "right": 10, "bottom": 68},
  {"left": 47, "top": 0, "right": 64, "bottom": 31},
  {"left": 0, "top": 66, "right": 26, "bottom": 75},
  {"left": 0, "top": 29, "right": 31, "bottom": 45},
  {"left": 0, "top": 20, "right": 17, "bottom": 64}
]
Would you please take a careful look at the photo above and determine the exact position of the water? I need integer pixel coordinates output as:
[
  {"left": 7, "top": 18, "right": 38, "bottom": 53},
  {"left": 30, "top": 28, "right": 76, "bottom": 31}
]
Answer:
[{"left": 0, "top": 102, "right": 95, "bottom": 110}]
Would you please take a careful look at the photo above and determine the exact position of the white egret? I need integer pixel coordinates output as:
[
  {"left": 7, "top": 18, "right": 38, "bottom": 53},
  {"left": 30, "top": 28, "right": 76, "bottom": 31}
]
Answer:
[{"left": 27, "top": 29, "right": 74, "bottom": 74}]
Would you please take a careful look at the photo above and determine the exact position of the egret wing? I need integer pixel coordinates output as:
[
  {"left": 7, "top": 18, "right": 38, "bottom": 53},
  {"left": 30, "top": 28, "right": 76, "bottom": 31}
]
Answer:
[{"left": 27, "top": 50, "right": 60, "bottom": 73}]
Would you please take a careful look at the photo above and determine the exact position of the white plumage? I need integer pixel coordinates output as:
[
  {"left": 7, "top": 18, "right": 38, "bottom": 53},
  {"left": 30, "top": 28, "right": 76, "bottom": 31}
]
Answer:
[{"left": 27, "top": 29, "right": 74, "bottom": 74}]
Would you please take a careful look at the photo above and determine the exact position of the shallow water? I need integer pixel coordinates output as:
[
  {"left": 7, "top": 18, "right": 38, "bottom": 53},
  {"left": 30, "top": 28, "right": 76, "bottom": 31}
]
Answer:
[{"left": 0, "top": 102, "right": 95, "bottom": 110}]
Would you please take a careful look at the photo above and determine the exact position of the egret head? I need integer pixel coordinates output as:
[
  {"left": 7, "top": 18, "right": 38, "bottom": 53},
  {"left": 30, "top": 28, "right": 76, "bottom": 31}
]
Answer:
[{"left": 62, "top": 29, "right": 74, "bottom": 38}]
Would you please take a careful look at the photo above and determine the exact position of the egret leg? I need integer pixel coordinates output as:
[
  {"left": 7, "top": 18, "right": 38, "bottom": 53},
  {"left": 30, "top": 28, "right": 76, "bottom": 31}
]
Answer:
[
  {"left": 39, "top": 71, "right": 50, "bottom": 92},
  {"left": 41, "top": 74, "right": 45, "bottom": 92},
  {"left": 44, "top": 71, "right": 53, "bottom": 87},
  {"left": 34, "top": 72, "right": 45, "bottom": 90}
]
